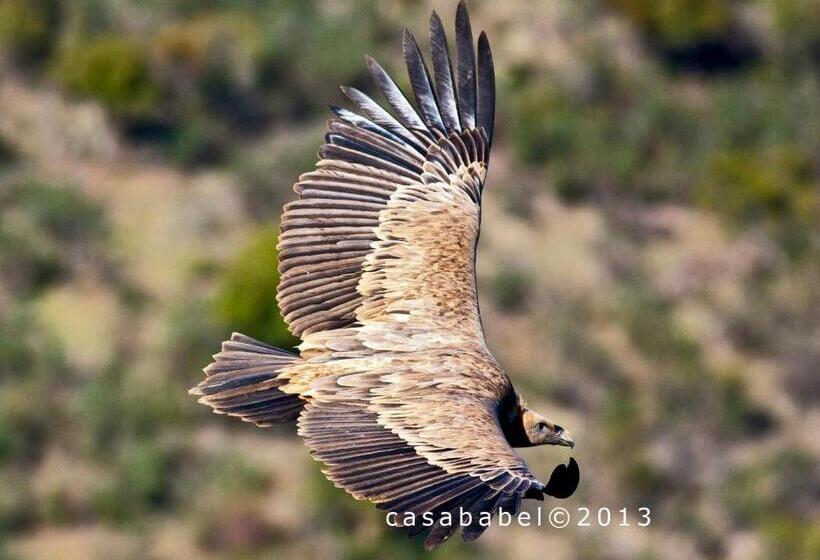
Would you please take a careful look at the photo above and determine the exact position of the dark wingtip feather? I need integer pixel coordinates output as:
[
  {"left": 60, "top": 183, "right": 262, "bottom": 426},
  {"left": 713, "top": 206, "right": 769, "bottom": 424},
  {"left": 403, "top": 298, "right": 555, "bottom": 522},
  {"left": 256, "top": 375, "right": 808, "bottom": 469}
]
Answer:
[
  {"left": 402, "top": 27, "right": 445, "bottom": 132},
  {"left": 365, "top": 53, "right": 428, "bottom": 132},
  {"left": 476, "top": 30, "right": 495, "bottom": 150},
  {"left": 456, "top": 0, "right": 468, "bottom": 18},
  {"left": 455, "top": 0, "right": 476, "bottom": 130},
  {"left": 429, "top": 9, "right": 461, "bottom": 133}
]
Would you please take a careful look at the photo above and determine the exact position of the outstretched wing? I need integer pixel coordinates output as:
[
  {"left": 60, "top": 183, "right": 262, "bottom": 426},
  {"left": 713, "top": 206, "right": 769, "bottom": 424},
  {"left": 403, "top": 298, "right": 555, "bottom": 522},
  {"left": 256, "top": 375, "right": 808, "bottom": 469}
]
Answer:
[
  {"left": 276, "top": 2, "right": 495, "bottom": 350},
  {"left": 298, "top": 353, "right": 544, "bottom": 549}
]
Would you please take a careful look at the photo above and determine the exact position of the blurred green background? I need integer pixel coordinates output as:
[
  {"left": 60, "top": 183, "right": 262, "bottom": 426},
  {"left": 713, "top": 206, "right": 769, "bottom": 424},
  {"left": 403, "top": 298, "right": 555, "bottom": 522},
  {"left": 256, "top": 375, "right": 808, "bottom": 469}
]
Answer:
[{"left": 0, "top": 0, "right": 818, "bottom": 558}]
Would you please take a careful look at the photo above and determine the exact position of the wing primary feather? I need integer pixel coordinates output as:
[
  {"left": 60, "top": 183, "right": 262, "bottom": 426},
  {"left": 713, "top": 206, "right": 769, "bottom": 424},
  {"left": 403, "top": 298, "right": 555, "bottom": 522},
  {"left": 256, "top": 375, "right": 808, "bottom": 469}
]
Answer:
[
  {"left": 340, "top": 86, "right": 429, "bottom": 154},
  {"left": 329, "top": 105, "right": 412, "bottom": 149},
  {"left": 476, "top": 31, "right": 496, "bottom": 151},
  {"left": 402, "top": 28, "right": 446, "bottom": 133},
  {"left": 429, "top": 11, "right": 461, "bottom": 133},
  {"left": 455, "top": 0, "right": 476, "bottom": 130},
  {"left": 365, "top": 55, "right": 430, "bottom": 135},
  {"left": 327, "top": 120, "right": 425, "bottom": 166}
]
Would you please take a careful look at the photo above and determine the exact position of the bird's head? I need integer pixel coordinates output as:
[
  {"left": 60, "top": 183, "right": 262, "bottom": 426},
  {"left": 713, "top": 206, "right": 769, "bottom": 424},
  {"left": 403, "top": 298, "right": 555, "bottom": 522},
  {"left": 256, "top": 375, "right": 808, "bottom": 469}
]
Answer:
[{"left": 521, "top": 409, "right": 575, "bottom": 448}]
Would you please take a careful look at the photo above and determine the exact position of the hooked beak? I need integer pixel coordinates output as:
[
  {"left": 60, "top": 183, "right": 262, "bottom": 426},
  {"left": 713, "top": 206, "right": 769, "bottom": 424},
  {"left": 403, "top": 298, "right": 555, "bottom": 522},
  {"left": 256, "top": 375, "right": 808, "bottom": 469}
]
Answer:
[{"left": 553, "top": 427, "right": 575, "bottom": 448}]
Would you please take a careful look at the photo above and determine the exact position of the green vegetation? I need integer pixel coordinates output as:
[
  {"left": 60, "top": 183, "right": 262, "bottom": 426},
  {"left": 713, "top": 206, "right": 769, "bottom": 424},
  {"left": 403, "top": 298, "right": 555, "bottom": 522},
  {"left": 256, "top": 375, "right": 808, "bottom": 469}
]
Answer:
[
  {"left": 773, "top": 0, "right": 820, "bottom": 68},
  {"left": 696, "top": 147, "right": 818, "bottom": 257},
  {"left": 54, "top": 36, "right": 161, "bottom": 118},
  {"left": 508, "top": 76, "right": 704, "bottom": 202},
  {"left": 0, "top": 135, "right": 17, "bottom": 164},
  {"left": 717, "top": 374, "right": 774, "bottom": 439},
  {"left": 213, "top": 227, "right": 299, "bottom": 349},
  {"left": 6, "top": 181, "right": 107, "bottom": 242},
  {"left": 0, "top": 0, "right": 60, "bottom": 65},
  {"left": 607, "top": 0, "right": 731, "bottom": 47},
  {"left": 492, "top": 267, "right": 531, "bottom": 312},
  {"left": 0, "top": 182, "right": 108, "bottom": 299},
  {"left": 93, "top": 439, "right": 180, "bottom": 522},
  {"left": 723, "top": 451, "right": 820, "bottom": 559}
]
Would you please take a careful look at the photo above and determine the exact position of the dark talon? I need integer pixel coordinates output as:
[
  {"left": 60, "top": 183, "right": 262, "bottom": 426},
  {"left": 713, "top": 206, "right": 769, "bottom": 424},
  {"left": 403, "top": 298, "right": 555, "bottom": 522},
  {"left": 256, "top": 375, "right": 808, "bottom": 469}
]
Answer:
[{"left": 544, "top": 457, "right": 580, "bottom": 499}]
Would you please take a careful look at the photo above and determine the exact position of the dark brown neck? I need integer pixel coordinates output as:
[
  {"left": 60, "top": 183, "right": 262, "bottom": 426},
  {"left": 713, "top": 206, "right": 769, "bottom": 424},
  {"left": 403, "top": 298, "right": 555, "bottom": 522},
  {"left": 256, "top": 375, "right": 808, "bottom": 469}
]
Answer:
[{"left": 497, "top": 390, "right": 531, "bottom": 448}]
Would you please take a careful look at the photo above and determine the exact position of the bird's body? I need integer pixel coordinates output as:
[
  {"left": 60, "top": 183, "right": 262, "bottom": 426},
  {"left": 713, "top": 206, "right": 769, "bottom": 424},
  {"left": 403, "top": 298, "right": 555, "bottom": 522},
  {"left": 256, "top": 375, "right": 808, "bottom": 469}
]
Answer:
[{"left": 192, "top": 2, "right": 577, "bottom": 549}]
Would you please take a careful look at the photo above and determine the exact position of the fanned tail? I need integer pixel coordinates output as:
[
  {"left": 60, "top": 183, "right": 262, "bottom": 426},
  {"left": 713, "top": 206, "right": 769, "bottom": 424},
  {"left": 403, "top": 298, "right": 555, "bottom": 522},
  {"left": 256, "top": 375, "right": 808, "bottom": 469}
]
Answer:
[{"left": 190, "top": 333, "right": 303, "bottom": 426}]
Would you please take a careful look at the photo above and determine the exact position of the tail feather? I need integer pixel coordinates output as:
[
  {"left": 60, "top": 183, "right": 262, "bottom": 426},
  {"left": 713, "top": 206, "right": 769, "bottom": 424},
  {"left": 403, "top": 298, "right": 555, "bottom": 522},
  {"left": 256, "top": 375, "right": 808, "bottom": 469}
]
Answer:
[{"left": 190, "top": 333, "right": 304, "bottom": 426}]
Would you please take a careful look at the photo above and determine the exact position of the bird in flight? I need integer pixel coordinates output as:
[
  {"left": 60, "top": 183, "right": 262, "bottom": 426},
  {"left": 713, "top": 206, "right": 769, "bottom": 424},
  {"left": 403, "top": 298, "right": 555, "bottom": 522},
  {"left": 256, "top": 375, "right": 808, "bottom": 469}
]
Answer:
[{"left": 191, "top": 1, "right": 578, "bottom": 549}]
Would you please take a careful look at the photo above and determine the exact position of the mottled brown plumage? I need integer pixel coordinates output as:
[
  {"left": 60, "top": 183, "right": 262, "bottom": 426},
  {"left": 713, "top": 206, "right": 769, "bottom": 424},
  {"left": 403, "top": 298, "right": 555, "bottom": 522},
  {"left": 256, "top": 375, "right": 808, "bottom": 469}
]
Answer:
[{"left": 191, "top": 2, "right": 575, "bottom": 549}]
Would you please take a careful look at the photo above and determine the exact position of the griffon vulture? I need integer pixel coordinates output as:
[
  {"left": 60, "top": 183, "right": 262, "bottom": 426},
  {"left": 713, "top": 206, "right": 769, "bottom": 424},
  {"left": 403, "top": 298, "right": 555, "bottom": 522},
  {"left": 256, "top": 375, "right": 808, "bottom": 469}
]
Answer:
[{"left": 191, "top": 1, "right": 578, "bottom": 549}]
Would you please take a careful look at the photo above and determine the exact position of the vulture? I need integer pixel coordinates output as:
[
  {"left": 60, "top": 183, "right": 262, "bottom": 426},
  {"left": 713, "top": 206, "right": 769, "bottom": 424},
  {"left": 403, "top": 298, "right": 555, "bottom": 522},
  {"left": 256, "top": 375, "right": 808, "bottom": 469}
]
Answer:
[{"left": 191, "top": 1, "right": 578, "bottom": 549}]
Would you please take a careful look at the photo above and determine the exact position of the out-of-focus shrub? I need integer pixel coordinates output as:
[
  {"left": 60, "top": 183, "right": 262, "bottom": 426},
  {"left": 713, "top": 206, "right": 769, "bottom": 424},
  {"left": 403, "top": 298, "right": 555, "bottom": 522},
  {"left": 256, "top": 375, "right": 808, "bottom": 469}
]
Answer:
[
  {"left": 0, "top": 308, "right": 66, "bottom": 384},
  {"left": 492, "top": 268, "right": 531, "bottom": 312},
  {"left": 695, "top": 147, "right": 818, "bottom": 256},
  {"left": 165, "top": 296, "right": 223, "bottom": 389},
  {"left": 606, "top": 0, "right": 758, "bottom": 72},
  {"left": 151, "top": 14, "right": 264, "bottom": 127},
  {"left": 0, "top": 0, "right": 60, "bottom": 66},
  {"left": 93, "top": 439, "right": 180, "bottom": 522},
  {"left": 724, "top": 451, "right": 820, "bottom": 559},
  {"left": 231, "top": 122, "right": 322, "bottom": 219},
  {"left": 508, "top": 85, "right": 570, "bottom": 167},
  {"left": 207, "top": 456, "right": 269, "bottom": 497},
  {"left": 287, "top": 14, "right": 373, "bottom": 105},
  {"left": 117, "top": 440, "right": 177, "bottom": 509},
  {"left": 509, "top": 84, "right": 606, "bottom": 201},
  {"left": 213, "top": 227, "right": 298, "bottom": 349},
  {"left": 191, "top": 455, "right": 277, "bottom": 553},
  {"left": 0, "top": 225, "right": 65, "bottom": 297},
  {"left": 166, "top": 117, "right": 227, "bottom": 168},
  {"left": 53, "top": 35, "right": 162, "bottom": 118},
  {"left": 0, "top": 378, "right": 60, "bottom": 463},
  {"left": 722, "top": 463, "right": 773, "bottom": 526},
  {"left": 508, "top": 79, "right": 699, "bottom": 202},
  {"left": 0, "top": 309, "right": 68, "bottom": 472},
  {"left": 773, "top": 0, "right": 820, "bottom": 69},
  {"left": 601, "top": 388, "right": 643, "bottom": 454},
  {"left": 0, "top": 470, "right": 35, "bottom": 533},
  {"left": 76, "top": 364, "right": 189, "bottom": 458},
  {"left": 769, "top": 450, "right": 818, "bottom": 512},
  {"left": 761, "top": 515, "right": 820, "bottom": 560},
  {"left": 0, "top": 135, "right": 17, "bottom": 163},
  {"left": 617, "top": 283, "right": 702, "bottom": 372},
  {"left": 717, "top": 373, "right": 775, "bottom": 439},
  {"left": 75, "top": 368, "right": 122, "bottom": 456},
  {"left": 622, "top": 456, "right": 674, "bottom": 508},
  {"left": 0, "top": 182, "right": 108, "bottom": 297},
  {"left": 8, "top": 181, "right": 107, "bottom": 242},
  {"left": 607, "top": 0, "right": 730, "bottom": 47},
  {"left": 151, "top": 14, "right": 260, "bottom": 81},
  {"left": 255, "top": 0, "right": 375, "bottom": 116}
]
